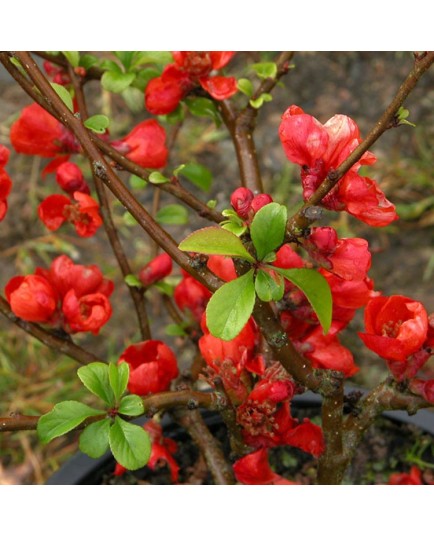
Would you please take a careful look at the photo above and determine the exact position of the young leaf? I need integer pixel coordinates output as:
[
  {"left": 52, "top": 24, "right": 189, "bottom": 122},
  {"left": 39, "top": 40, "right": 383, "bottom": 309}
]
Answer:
[
  {"left": 118, "top": 395, "right": 144, "bottom": 417},
  {"left": 114, "top": 51, "right": 134, "bottom": 70},
  {"left": 109, "top": 416, "right": 151, "bottom": 471},
  {"left": 77, "top": 362, "right": 114, "bottom": 407},
  {"left": 109, "top": 362, "right": 129, "bottom": 402},
  {"left": 63, "top": 51, "right": 80, "bottom": 68},
  {"left": 221, "top": 221, "right": 247, "bottom": 237},
  {"left": 101, "top": 71, "right": 136, "bottom": 93},
  {"left": 250, "top": 202, "right": 287, "bottom": 260},
  {"left": 237, "top": 78, "right": 254, "bottom": 97},
  {"left": 123, "top": 212, "right": 138, "bottom": 226},
  {"left": 206, "top": 269, "right": 256, "bottom": 340},
  {"left": 37, "top": 401, "right": 105, "bottom": 444},
  {"left": 149, "top": 171, "right": 169, "bottom": 184},
  {"left": 179, "top": 227, "right": 254, "bottom": 262},
  {"left": 131, "top": 51, "right": 172, "bottom": 67},
  {"left": 132, "top": 68, "right": 161, "bottom": 91},
  {"left": 129, "top": 174, "right": 147, "bottom": 190},
  {"left": 84, "top": 114, "right": 110, "bottom": 134},
  {"left": 156, "top": 204, "right": 189, "bottom": 225},
  {"left": 165, "top": 323, "right": 188, "bottom": 336},
  {"left": 251, "top": 62, "right": 278, "bottom": 79},
  {"left": 178, "top": 162, "right": 213, "bottom": 192},
  {"left": 51, "top": 83, "right": 74, "bottom": 112},
  {"left": 80, "top": 54, "right": 99, "bottom": 70},
  {"left": 273, "top": 267, "right": 332, "bottom": 334},
  {"left": 249, "top": 93, "right": 273, "bottom": 109},
  {"left": 122, "top": 86, "right": 145, "bottom": 113},
  {"left": 185, "top": 97, "right": 221, "bottom": 126},
  {"left": 255, "top": 269, "right": 285, "bottom": 302},
  {"left": 79, "top": 419, "right": 111, "bottom": 458},
  {"left": 124, "top": 274, "right": 142, "bottom": 287}
]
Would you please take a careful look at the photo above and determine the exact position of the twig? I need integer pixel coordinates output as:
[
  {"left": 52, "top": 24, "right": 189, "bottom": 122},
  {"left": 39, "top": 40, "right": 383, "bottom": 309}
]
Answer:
[
  {"left": 0, "top": 296, "right": 102, "bottom": 365},
  {"left": 287, "top": 51, "right": 434, "bottom": 234},
  {"left": 68, "top": 65, "right": 151, "bottom": 340}
]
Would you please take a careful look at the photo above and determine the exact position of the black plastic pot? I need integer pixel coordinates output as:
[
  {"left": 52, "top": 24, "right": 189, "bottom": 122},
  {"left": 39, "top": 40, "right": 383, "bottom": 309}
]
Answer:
[{"left": 46, "top": 391, "right": 434, "bottom": 485}]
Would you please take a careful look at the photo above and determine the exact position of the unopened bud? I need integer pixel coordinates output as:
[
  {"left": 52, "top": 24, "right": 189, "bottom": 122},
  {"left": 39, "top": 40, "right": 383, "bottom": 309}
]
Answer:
[
  {"left": 139, "top": 253, "right": 173, "bottom": 287},
  {"left": 230, "top": 187, "right": 254, "bottom": 219},
  {"left": 250, "top": 193, "right": 273, "bottom": 213}
]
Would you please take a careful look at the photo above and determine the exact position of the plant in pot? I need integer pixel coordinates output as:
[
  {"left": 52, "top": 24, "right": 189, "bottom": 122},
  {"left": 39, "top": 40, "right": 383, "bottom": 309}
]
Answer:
[{"left": 1, "top": 50, "right": 434, "bottom": 486}]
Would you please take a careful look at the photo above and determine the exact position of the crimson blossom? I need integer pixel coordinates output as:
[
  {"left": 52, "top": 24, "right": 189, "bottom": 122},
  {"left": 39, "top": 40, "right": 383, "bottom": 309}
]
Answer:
[
  {"left": 359, "top": 295, "right": 428, "bottom": 362},
  {"left": 278, "top": 105, "right": 398, "bottom": 227},
  {"left": 145, "top": 52, "right": 238, "bottom": 115},
  {"left": 5, "top": 255, "right": 113, "bottom": 334},
  {"left": 118, "top": 340, "right": 179, "bottom": 395},
  {"left": 55, "top": 161, "right": 90, "bottom": 195},
  {"left": 0, "top": 144, "right": 12, "bottom": 221},
  {"left": 233, "top": 448, "right": 297, "bottom": 485},
  {"left": 139, "top": 253, "right": 173, "bottom": 287}
]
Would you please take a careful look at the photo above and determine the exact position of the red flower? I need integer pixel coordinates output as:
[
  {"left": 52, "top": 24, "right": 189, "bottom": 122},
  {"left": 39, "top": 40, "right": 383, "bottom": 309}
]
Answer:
[
  {"left": 300, "top": 324, "right": 359, "bottom": 377},
  {"left": 0, "top": 145, "right": 12, "bottom": 222},
  {"left": 388, "top": 466, "right": 422, "bottom": 485},
  {"left": 62, "top": 290, "right": 112, "bottom": 335},
  {"left": 55, "top": 162, "right": 90, "bottom": 195},
  {"left": 118, "top": 340, "right": 179, "bottom": 395},
  {"left": 139, "top": 253, "right": 173, "bottom": 287},
  {"left": 230, "top": 187, "right": 273, "bottom": 222},
  {"left": 199, "top": 313, "right": 261, "bottom": 375},
  {"left": 233, "top": 448, "right": 298, "bottom": 485},
  {"left": 145, "top": 52, "right": 237, "bottom": 115},
  {"left": 278, "top": 105, "right": 397, "bottom": 227},
  {"left": 112, "top": 119, "right": 168, "bottom": 169},
  {"left": 174, "top": 274, "right": 212, "bottom": 323},
  {"left": 359, "top": 295, "right": 428, "bottom": 362},
  {"left": 38, "top": 192, "right": 102, "bottom": 237},
  {"left": 207, "top": 255, "right": 237, "bottom": 282},
  {"left": 10, "top": 103, "right": 79, "bottom": 158},
  {"left": 5, "top": 274, "right": 58, "bottom": 323},
  {"left": 409, "top": 378, "right": 434, "bottom": 404}
]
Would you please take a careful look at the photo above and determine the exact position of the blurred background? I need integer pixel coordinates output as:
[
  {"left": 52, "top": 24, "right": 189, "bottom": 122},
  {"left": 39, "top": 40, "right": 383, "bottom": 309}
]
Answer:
[{"left": 0, "top": 51, "right": 433, "bottom": 483}]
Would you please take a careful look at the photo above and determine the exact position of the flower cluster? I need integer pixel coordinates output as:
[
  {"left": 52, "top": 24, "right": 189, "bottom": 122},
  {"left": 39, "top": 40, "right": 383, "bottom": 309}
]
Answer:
[
  {"left": 5, "top": 255, "right": 113, "bottom": 334},
  {"left": 279, "top": 105, "right": 398, "bottom": 226},
  {"left": 145, "top": 52, "right": 238, "bottom": 115}
]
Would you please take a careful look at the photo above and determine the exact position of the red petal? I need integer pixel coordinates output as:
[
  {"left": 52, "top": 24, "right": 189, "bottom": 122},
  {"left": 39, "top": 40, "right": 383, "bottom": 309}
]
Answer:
[
  {"left": 38, "top": 194, "right": 70, "bottom": 230},
  {"left": 209, "top": 52, "right": 235, "bottom": 70},
  {"left": 199, "top": 76, "right": 238, "bottom": 100}
]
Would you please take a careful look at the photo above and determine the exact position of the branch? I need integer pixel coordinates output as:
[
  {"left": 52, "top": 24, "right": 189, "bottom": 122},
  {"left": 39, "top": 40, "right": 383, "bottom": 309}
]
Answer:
[
  {"left": 68, "top": 65, "right": 151, "bottom": 340},
  {"left": 288, "top": 51, "right": 434, "bottom": 234},
  {"left": 0, "top": 296, "right": 103, "bottom": 365},
  {"left": 11, "top": 52, "right": 221, "bottom": 294},
  {"left": 0, "top": 390, "right": 221, "bottom": 432}
]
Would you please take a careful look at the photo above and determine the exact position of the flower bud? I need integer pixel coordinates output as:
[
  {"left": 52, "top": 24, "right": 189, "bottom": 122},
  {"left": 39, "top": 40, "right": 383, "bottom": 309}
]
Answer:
[
  {"left": 56, "top": 162, "right": 90, "bottom": 195},
  {"left": 250, "top": 193, "right": 273, "bottom": 213},
  {"left": 230, "top": 187, "right": 254, "bottom": 219},
  {"left": 5, "top": 274, "right": 57, "bottom": 322},
  {"left": 139, "top": 253, "right": 173, "bottom": 287}
]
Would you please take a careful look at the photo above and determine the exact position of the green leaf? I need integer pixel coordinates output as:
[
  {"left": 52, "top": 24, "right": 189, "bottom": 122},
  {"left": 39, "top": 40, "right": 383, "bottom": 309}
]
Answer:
[
  {"left": 158, "top": 105, "right": 185, "bottom": 124},
  {"left": 122, "top": 86, "right": 144, "bottom": 113},
  {"left": 149, "top": 171, "right": 169, "bottom": 184},
  {"left": 124, "top": 274, "right": 142, "bottom": 287},
  {"left": 129, "top": 174, "right": 147, "bottom": 190},
  {"left": 178, "top": 162, "right": 213, "bottom": 192},
  {"left": 206, "top": 270, "right": 256, "bottom": 340},
  {"left": 100, "top": 59, "right": 122, "bottom": 73},
  {"left": 131, "top": 51, "right": 172, "bottom": 67},
  {"left": 185, "top": 97, "right": 221, "bottom": 126},
  {"left": 84, "top": 114, "right": 110, "bottom": 134},
  {"left": 79, "top": 419, "right": 111, "bottom": 458},
  {"left": 77, "top": 363, "right": 115, "bottom": 407},
  {"left": 156, "top": 204, "right": 189, "bottom": 225},
  {"left": 80, "top": 54, "right": 99, "bottom": 70},
  {"left": 154, "top": 280, "right": 175, "bottom": 296},
  {"left": 249, "top": 93, "right": 273, "bottom": 109},
  {"left": 273, "top": 268, "right": 332, "bottom": 334},
  {"left": 173, "top": 164, "right": 186, "bottom": 178},
  {"left": 109, "top": 417, "right": 151, "bottom": 471},
  {"left": 63, "top": 51, "right": 80, "bottom": 68},
  {"left": 101, "top": 71, "right": 136, "bottom": 93},
  {"left": 123, "top": 212, "right": 138, "bottom": 226},
  {"left": 221, "top": 221, "right": 247, "bottom": 237},
  {"left": 51, "top": 83, "right": 74, "bottom": 112},
  {"left": 255, "top": 269, "right": 285, "bottom": 302},
  {"left": 132, "top": 68, "right": 161, "bottom": 91},
  {"left": 109, "top": 362, "right": 129, "bottom": 402},
  {"left": 237, "top": 78, "right": 254, "bottom": 97},
  {"left": 10, "top": 57, "right": 27, "bottom": 77},
  {"left": 37, "top": 401, "right": 105, "bottom": 444},
  {"left": 207, "top": 199, "right": 217, "bottom": 209},
  {"left": 118, "top": 395, "right": 144, "bottom": 417},
  {"left": 114, "top": 51, "right": 135, "bottom": 70},
  {"left": 179, "top": 227, "right": 254, "bottom": 262},
  {"left": 251, "top": 62, "right": 277, "bottom": 79},
  {"left": 165, "top": 323, "right": 188, "bottom": 336},
  {"left": 250, "top": 202, "right": 287, "bottom": 260}
]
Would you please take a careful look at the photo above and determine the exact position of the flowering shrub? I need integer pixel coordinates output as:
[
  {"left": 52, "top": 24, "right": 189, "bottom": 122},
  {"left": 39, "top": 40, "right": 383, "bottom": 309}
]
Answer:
[{"left": 0, "top": 50, "right": 434, "bottom": 486}]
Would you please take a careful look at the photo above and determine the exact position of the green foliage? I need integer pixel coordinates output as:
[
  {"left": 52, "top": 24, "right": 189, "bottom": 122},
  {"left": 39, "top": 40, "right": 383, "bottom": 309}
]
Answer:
[
  {"left": 101, "top": 71, "right": 136, "bottom": 93},
  {"left": 118, "top": 395, "right": 144, "bottom": 417},
  {"left": 149, "top": 171, "right": 169, "bottom": 184},
  {"left": 124, "top": 274, "right": 143, "bottom": 288},
  {"left": 77, "top": 363, "right": 115, "bottom": 407},
  {"left": 62, "top": 51, "right": 80, "bottom": 68},
  {"left": 79, "top": 419, "right": 111, "bottom": 458},
  {"left": 178, "top": 162, "right": 213, "bottom": 192},
  {"left": 185, "top": 97, "right": 221, "bottom": 126},
  {"left": 51, "top": 83, "right": 74, "bottom": 112},
  {"left": 249, "top": 93, "right": 273, "bottom": 109},
  {"left": 237, "top": 78, "right": 254, "bottom": 97},
  {"left": 255, "top": 269, "right": 285, "bottom": 302},
  {"left": 37, "top": 401, "right": 105, "bottom": 444},
  {"left": 109, "top": 362, "right": 129, "bottom": 403},
  {"left": 220, "top": 209, "right": 247, "bottom": 237},
  {"left": 206, "top": 270, "right": 256, "bottom": 340},
  {"left": 109, "top": 417, "right": 151, "bottom": 471},
  {"left": 250, "top": 202, "right": 288, "bottom": 260},
  {"left": 156, "top": 204, "right": 189, "bottom": 225},
  {"left": 179, "top": 227, "right": 254, "bottom": 262},
  {"left": 251, "top": 62, "right": 277, "bottom": 79},
  {"left": 84, "top": 114, "right": 110, "bottom": 134}
]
